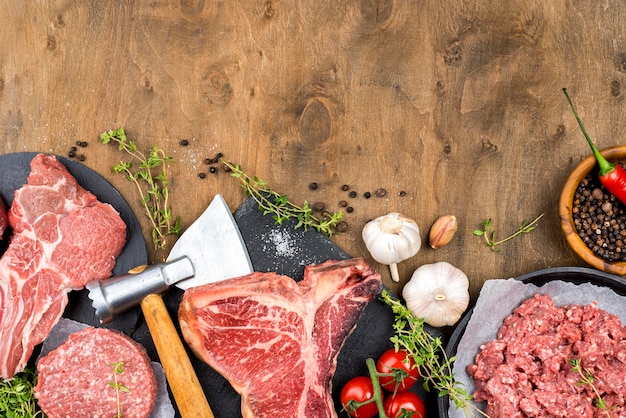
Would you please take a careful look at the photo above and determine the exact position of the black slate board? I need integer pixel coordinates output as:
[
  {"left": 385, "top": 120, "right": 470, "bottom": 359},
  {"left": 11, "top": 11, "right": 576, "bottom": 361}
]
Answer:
[
  {"left": 0, "top": 152, "right": 148, "bottom": 338},
  {"left": 132, "top": 197, "right": 441, "bottom": 418}
]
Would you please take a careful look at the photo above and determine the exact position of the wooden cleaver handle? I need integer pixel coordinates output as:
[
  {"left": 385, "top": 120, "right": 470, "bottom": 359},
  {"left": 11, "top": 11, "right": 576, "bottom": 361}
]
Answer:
[{"left": 141, "top": 293, "right": 215, "bottom": 418}]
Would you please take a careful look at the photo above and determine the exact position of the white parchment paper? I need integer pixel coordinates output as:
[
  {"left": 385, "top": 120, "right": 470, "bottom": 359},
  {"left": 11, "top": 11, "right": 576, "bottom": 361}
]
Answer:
[
  {"left": 38, "top": 318, "right": 175, "bottom": 418},
  {"left": 448, "top": 278, "right": 626, "bottom": 418}
]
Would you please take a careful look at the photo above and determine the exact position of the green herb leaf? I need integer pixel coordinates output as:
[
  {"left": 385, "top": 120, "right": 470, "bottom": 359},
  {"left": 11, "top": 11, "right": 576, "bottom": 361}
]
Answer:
[
  {"left": 101, "top": 128, "right": 181, "bottom": 252},
  {"left": 474, "top": 213, "right": 544, "bottom": 252},
  {"left": 0, "top": 368, "right": 45, "bottom": 417},
  {"left": 223, "top": 161, "right": 345, "bottom": 238}
]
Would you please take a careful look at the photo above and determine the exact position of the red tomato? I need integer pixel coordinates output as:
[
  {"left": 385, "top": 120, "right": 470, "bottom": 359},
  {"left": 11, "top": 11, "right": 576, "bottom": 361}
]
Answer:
[
  {"left": 376, "top": 349, "right": 419, "bottom": 392},
  {"left": 383, "top": 391, "right": 426, "bottom": 418},
  {"left": 340, "top": 376, "right": 380, "bottom": 418}
]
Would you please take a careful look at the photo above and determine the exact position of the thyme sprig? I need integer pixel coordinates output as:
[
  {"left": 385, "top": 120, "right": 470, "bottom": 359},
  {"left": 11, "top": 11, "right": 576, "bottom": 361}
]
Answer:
[
  {"left": 472, "top": 213, "right": 544, "bottom": 252},
  {"left": 0, "top": 368, "right": 44, "bottom": 418},
  {"left": 107, "top": 361, "right": 130, "bottom": 418},
  {"left": 380, "top": 290, "right": 489, "bottom": 418},
  {"left": 101, "top": 128, "right": 181, "bottom": 252},
  {"left": 223, "top": 161, "right": 344, "bottom": 238},
  {"left": 569, "top": 358, "right": 613, "bottom": 417}
]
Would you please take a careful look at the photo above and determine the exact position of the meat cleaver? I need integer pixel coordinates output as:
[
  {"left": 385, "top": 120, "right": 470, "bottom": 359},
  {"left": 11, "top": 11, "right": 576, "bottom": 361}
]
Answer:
[{"left": 86, "top": 194, "right": 253, "bottom": 418}]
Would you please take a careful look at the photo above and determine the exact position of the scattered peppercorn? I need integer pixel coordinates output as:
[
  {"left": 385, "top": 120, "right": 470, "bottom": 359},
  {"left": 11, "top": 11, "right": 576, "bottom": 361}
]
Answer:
[
  {"left": 572, "top": 170, "right": 626, "bottom": 261},
  {"left": 336, "top": 221, "right": 349, "bottom": 233},
  {"left": 76, "top": 154, "right": 86, "bottom": 162},
  {"left": 68, "top": 150, "right": 76, "bottom": 158},
  {"left": 309, "top": 182, "right": 319, "bottom": 191},
  {"left": 313, "top": 202, "right": 325, "bottom": 212},
  {"left": 216, "top": 152, "right": 224, "bottom": 159},
  {"left": 349, "top": 191, "right": 357, "bottom": 198},
  {"left": 364, "top": 192, "right": 371, "bottom": 199},
  {"left": 204, "top": 158, "right": 212, "bottom": 165},
  {"left": 341, "top": 184, "right": 350, "bottom": 191},
  {"left": 209, "top": 167, "right": 217, "bottom": 174},
  {"left": 346, "top": 207, "right": 354, "bottom": 213},
  {"left": 375, "top": 188, "right": 387, "bottom": 197},
  {"left": 398, "top": 191, "right": 407, "bottom": 197},
  {"left": 223, "top": 163, "right": 232, "bottom": 173},
  {"left": 338, "top": 200, "right": 348, "bottom": 208},
  {"left": 180, "top": 139, "right": 189, "bottom": 146},
  {"left": 198, "top": 172, "right": 207, "bottom": 179}
]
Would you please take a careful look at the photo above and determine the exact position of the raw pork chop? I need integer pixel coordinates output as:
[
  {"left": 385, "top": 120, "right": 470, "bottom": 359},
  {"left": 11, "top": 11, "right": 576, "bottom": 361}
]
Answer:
[
  {"left": 0, "top": 154, "right": 126, "bottom": 379},
  {"left": 179, "top": 257, "right": 382, "bottom": 418}
]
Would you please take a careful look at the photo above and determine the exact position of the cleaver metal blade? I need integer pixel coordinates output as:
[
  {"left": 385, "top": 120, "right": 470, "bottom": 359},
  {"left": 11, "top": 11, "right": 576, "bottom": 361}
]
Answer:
[
  {"left": 170, "top": 193, "right": 253, "bottom": 290},
  {"left": 86, "top": 194, "right": 253, "bottom": 322},
  {"left": 86, "top": 194, "right": 253, "bottom": 418}
]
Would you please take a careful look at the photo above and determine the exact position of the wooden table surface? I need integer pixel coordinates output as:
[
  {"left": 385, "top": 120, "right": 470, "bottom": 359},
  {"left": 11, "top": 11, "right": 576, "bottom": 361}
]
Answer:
[{"left": 2, "top": 1, "right": 625, "bottom": 301}]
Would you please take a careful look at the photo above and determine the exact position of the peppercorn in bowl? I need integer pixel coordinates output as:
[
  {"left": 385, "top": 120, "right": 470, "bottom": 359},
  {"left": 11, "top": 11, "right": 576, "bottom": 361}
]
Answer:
[{"left": 559, "top": 145, "right": 626, "bottom": 275}]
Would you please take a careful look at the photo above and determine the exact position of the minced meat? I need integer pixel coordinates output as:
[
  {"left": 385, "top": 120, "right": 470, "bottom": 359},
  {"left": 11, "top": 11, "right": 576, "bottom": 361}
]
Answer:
[{"left": 467, "top": 294, "right": 626, "bottom": 418}]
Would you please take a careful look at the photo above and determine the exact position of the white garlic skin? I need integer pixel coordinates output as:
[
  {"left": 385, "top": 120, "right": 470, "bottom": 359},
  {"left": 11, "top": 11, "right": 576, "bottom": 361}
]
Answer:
[
  {"left": 402, "top": 261, "right": 470, "bottom": 327},
  {"left": 361, "top": 212, "right": 421, "bottom": 265}
]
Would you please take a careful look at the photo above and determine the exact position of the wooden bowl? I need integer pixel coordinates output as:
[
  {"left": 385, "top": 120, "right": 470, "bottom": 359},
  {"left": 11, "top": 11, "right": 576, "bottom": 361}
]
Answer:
[{"left": 559, "top": 145, "right": 626, "bottom": 275}]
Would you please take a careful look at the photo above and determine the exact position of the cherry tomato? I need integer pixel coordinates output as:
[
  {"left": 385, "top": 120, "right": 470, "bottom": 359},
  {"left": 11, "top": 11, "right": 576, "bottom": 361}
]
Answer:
[
  {"left": 376, "top": 348, "right": 419, "bottom": 392},
  {"left": 340, "top": 376, "right": 380, "bottom": 418},
  {"left": 383, "top": 391, "right": 426, "bottom": 418}
]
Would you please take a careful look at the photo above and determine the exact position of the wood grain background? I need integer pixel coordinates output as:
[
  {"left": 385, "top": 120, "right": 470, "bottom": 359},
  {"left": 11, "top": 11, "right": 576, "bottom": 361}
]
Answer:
[{"left": 2, "top": 0, "right": 626, "bottom": 300}]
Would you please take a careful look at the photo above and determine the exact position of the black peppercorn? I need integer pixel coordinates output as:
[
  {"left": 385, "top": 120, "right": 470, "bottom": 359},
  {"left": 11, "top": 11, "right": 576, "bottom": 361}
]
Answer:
[
  {"left": 398, "top": 191, "right": 407, "bottom": 197},
  {"left": 364, "top": 192, "right": 371, "bottom": 199},
  {"left": 338, "top": 200, "right": 348, "bottom": 208},
  {"left": 573, "top": 171, "right": 626, "bottom": 261},
  {"left": 336, "top": 221, "right": 348, "bottom": 233},
  {"left": 180, "top": 139, "right": 189, "bottom": 146},
  {"left": 346, "top": 207, "right": 354, "bottom": 213},
  {"left": 198, "top": 172, "right": 206, "bottom": 179},
  {"left": 375, "top": 188, "right": 387, "bottom": 197},
  {"left": 341, "top": 184, "right": 350, "bottom": 191},
  {"left": 313, "top": 202, "right": 325, "bottom": 212},
  {"left": 309, "top": 182, "right": 318, "bottom": 191},
  {"left": 349, "top": 191, "right": 357, "bottom": 198}
]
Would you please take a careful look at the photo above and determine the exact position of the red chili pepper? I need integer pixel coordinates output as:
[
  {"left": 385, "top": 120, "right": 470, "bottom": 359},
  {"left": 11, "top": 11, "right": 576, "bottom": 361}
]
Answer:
[{"left": 563, "top": 88, "right": 626, "bottom": 205}]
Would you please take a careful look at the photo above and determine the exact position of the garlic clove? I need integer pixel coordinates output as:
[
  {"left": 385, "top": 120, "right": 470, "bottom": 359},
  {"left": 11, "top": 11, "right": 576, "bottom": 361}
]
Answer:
[{"left": 428, "top": 215, "right": 458, "bottom": 249}]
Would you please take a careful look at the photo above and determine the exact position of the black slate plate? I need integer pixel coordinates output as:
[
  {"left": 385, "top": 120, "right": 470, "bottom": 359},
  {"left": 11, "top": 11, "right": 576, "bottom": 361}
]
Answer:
[
  {"left": 438, "top": 267, "right": 626, "bottom": 418},
  {"left": 0, "top": 152, "right": 148, "bottom": 339},
  {"left": 133, "top": 196, "right": 441, "bottom": 418}
]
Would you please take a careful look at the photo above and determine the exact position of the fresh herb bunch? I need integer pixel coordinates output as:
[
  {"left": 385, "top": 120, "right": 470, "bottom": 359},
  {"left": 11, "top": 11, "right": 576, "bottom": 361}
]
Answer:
[
  {"left": 569, "top": 358, "right": 613, "bottom": 417},
  {"left": 380, "top": 290, "right": 489, "bottom": 418},
  {"left": 101, "top": 128, "right": 181, "bottom": 252},
  {"left": 0, "top": 367, "right": 45, "bottom": 418},
  {"left": 107, "top": 361, "right": 130, "bottom": 418},
  {"left": 473, "top": 213, "right": 544, "bottom": 252},
  {"left": 223, "top": 161, "right": 344, "bottom": 238}
]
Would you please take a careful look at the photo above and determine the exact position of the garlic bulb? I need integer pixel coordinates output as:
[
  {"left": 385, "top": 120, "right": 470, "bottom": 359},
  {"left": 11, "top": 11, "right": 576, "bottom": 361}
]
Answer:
[
  {"left": 362, "top": 212, "right": 421, "bottom": 282},
  {"left": 402, "top": 262, "right": 469, "bottom": 327}
]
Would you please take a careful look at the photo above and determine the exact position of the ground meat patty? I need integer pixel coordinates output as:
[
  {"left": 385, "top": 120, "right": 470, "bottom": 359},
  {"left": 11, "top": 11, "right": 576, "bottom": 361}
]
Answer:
[
  {"left": 35, "top": 327, "right": 157, "bottom": 418},
  {"left": 467, "top": 294, "right": 626, "bottom": 418}
]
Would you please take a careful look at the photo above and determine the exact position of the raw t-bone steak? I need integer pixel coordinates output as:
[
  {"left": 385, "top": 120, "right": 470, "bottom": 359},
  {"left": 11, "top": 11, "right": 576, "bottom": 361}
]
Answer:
[
  {"left": 179, "top": 257, "right": 382, "bottom": 418},
  {"left": 0, "top": 154, "right": 126, "bottom": 378}
]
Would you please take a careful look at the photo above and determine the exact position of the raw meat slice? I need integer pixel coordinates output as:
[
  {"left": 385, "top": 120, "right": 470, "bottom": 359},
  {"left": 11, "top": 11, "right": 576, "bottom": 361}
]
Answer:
[
  {"left": 179, "top": 257, "right": 382, "bottom": 418},
  {"left": 35, "top": 326, "right": 157, "bottom": 418},
  {"left": 0, "top": 197, "right": 7, "bottom": 239},
  {"left": 0, "top": 154, "right": 127, "bottom": 379}
]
